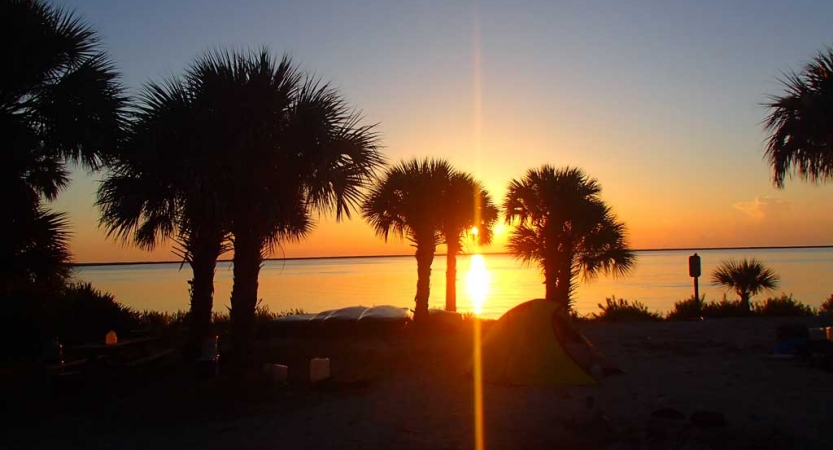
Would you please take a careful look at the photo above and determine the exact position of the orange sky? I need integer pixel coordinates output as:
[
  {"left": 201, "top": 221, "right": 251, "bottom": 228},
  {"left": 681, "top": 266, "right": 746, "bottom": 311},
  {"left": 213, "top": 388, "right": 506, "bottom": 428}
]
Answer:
[{"left": 50, "top": 0, "right": 833, "bottom": 263}]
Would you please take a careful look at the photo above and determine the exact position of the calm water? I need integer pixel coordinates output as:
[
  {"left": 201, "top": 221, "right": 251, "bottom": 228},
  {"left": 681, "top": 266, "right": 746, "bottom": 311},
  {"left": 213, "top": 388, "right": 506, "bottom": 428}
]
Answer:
[{"left": 75, "top": 248, "right": 833, "bottom": 319}]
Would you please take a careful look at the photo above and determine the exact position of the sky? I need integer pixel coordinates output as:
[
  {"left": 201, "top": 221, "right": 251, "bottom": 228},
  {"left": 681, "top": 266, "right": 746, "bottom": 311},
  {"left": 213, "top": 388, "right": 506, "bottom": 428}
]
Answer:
[{"left": 49, "top": 0, "right": 833, "bottom": 263}]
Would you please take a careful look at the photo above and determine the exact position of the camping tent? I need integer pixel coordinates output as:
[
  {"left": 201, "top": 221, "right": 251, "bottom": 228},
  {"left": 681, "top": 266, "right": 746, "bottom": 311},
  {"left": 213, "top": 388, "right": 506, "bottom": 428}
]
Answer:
[{"left": 481, "top": 299, "right": 597, "bottom": 386}]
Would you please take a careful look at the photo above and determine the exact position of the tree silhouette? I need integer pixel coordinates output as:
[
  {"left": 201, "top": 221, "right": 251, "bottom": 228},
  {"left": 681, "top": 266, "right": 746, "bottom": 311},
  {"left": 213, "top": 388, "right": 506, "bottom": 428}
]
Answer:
[
  {"left": 2, "top": 0, "right": 125, "bottom": 295},
  {"left": 363, "top": 158, "right": 458, "bottom": 322},
  {"left": 711, "top": 258, "right": 779, "bottom": 312},
  {"left": 764, "top": 47, "right": 833, "bottom": 188},
  {"left": 184, "top": 50, "right": 382, "bottom": 355},
  {"left": 97, "top": 75, "right": 229, "bottom": 345},
  {"left": 503, "top": 166, "right": 634, "bottom": 311},
  {"left": 440, "top": 173, "right": 499, "bottom": 312}
]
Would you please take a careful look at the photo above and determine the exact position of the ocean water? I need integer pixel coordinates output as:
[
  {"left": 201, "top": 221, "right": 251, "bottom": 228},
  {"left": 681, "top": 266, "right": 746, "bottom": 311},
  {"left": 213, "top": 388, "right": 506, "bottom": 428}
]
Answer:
[{"left": 74, "top": 248, "right": 833, "bottom": 319}]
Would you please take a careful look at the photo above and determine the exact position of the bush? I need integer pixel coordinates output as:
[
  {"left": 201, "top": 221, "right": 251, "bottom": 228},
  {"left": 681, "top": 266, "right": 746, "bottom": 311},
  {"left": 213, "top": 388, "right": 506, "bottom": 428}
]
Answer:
[
  {"left": 752, "top": 294, "right": 815, "bottom": 317},
  {"left": 666, "top": 295, "right": 704, "bottom": 321},
  {"left": 49, "top": 282, "right": 141, "bottom": 345},
  {"left": 591, "top": 296, "right": 663, "bottom": 322},
  {"left": 700, "top": 296, "right": 749, "bottom": 318},
  {"left": 820, "top": 294, "right": 833, "bottom": 315}
]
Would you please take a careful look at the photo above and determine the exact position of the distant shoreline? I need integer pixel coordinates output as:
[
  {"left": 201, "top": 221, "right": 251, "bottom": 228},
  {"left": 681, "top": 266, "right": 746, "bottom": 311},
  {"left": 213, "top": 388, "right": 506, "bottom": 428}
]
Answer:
[{"left": 72, "top": 244, "right": 833, "bottom": 267}]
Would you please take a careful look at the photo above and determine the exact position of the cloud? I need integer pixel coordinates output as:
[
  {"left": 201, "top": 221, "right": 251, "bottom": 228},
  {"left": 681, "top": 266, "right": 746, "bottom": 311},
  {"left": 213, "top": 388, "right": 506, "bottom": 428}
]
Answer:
[{"left": 733, "top": 196, "right": 791, "bottom": 220}]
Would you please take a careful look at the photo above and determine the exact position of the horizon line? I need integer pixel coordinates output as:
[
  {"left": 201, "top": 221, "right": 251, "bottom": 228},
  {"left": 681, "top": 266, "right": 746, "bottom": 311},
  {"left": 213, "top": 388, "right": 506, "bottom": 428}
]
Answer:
[{"left": 71, "top": 244, "right": 833, "bottom": 267}]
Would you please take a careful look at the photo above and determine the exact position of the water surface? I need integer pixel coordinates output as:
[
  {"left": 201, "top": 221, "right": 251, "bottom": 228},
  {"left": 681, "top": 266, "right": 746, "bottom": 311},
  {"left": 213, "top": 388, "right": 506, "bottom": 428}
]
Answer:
[{"left": 75, "top": 248, "right": 833, "bottom": 319}]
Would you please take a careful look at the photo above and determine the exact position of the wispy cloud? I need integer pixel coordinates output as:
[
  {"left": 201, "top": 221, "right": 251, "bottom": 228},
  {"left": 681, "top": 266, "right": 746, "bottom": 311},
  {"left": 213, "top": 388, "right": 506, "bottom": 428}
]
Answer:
[{"left": 733, "top": 196, "right": 791, "bottom": 220}]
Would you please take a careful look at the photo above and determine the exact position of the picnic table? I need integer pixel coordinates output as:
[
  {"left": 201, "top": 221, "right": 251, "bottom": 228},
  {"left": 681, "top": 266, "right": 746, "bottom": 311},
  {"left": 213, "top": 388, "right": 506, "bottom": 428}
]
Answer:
[{"left": 68, "top": 336, "right": 176, "bottom": 369}]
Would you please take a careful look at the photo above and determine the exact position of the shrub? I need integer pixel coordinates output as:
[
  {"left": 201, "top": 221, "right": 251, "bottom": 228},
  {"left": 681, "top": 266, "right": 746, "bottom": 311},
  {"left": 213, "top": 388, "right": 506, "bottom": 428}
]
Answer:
[
  {"left": 666, "top": 295, "right": 704, "bottom": 321},
  {"left": 50, "top": 282, "right": 141, "bottom": 344},
  {"left": 591, "top": 296, "right": 663, "bottom": 322},
  {"left": 752, "top": 294, "right": 815, "bottom": 317},
  {"left": 820, "top": 294, "right": 833, "bottom": 315},
  {"left": 700, "top": 296, "right": 749, "bottom": 318}
]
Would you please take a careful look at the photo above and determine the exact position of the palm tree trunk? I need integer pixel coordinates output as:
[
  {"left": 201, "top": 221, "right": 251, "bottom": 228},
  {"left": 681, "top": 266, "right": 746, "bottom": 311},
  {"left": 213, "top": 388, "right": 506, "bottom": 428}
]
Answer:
[
  {"left": 414, "top": 243, "right": 435, "bottom": 323},
  {"left": 552, "top": 251, "right": 573, "bottom": 311},
  {"left": 740, "top": 292, "right": 751, "bottom": 313},
  {"left": 543, "top": 264, "right": 557, "bottom": 302},
  {"left": 445, "top": 240, "right": 460, "bottom": 312},
  {"left": 188, "top": 234, "right": 223, "bottom": 351},
  {"left": 230, "top": 232, "right": 261, "bottom": 359}
]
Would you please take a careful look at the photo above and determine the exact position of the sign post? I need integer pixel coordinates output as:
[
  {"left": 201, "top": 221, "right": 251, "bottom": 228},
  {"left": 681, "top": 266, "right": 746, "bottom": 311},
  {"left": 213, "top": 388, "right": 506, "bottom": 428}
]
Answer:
[{"left": 688, "top": 253, "right": 701, "bottom": 301}]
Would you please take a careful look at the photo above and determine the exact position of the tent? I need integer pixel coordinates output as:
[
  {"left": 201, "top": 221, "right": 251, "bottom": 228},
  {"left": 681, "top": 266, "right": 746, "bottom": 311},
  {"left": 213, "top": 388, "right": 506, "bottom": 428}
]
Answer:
[{"left": 481, "top": 299, "right": 597, "bottom": 386}]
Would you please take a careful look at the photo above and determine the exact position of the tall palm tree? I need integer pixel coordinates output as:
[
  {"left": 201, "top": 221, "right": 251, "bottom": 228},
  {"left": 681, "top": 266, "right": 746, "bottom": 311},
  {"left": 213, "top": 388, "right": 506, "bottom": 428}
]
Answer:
[
  {"left": 764, "top": 47, "right": 833, "bottom": 188},
  {"left": 184, "top": 50, "right": 382, "bottom": 354},
  {"left": 97, "top": 76, "right": 230, "bottom": 344},
  {"left": 440, "top": 173, "right": 499, "bottom": 312},
  {"left": 503, "top": 166, "right": 635, "bottom": 311},
  {"left": 363, "top": 158, "right": 456, "bottom": 322},
  {"left": 711, "top": 258, "right": 779, "bottom": 312},
  {"left": 1, "top": 0, "right": 125, "bottom": 294}
]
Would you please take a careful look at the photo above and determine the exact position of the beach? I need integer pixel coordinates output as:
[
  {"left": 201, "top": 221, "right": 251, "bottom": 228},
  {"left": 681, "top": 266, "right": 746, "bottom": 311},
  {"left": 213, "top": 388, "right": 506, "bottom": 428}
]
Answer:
[{"left": 7, "top": 316, "right": 832, "bottom": 449}]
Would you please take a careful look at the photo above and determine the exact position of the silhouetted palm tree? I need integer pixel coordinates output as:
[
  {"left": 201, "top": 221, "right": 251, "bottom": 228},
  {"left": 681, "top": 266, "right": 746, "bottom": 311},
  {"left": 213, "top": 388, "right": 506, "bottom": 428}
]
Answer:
[
  {"left": 764, "top": 48, "right": 833, "bottom": 188},
  {"left": 440, "top": 173, "right": 499, "bottom": 312},
  {"left": 711, "top": 258, "right": 779, "bottom": 312},
  {"left": 97, "top": 76, "right": 230, "bottom": 344},
  {"left": 184, "top": 50, "right": 382, "bottom": 354},
  {"left": 503, "top": 166, "right": 635, "bottom": 311},
  {"left": 363, "top": 159, "right": 457, "bottom": 322},
  {"left": 1, "top": 0, "right": 125, "bottom": 294}
]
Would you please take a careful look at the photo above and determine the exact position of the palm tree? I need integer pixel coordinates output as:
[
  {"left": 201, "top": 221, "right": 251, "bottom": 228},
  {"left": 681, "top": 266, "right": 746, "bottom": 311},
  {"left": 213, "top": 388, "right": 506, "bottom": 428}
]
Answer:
[
  {"left": 1, "top": 0, "right": 125, "bottom": 294},
  {"left": 97, "top": 76, "right": 230, "bottom": 345},
  {"left": 710, "top": 258, "right": 779, "bottom": 312},
  {"left": 764, "top": 47, "right": 833, "bottom": 188},
  {"left": 503, "top": 166, "right": 635, "bottom": 311},
  {"left": 440, "top": 173, "right": 499, "bottom": 312},
  {"left": 363, "top": 159, "right": 457, "bottom": 322},
  {"left": 183, "top": 50, "right": 382, "bottom": 354}
]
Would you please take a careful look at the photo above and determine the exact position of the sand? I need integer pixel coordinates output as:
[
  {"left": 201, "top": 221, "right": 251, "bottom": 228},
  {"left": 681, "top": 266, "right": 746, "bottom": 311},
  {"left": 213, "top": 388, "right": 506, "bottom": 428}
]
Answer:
[{"left": 5, "top": 316, "right": 833, "bottom": 449}]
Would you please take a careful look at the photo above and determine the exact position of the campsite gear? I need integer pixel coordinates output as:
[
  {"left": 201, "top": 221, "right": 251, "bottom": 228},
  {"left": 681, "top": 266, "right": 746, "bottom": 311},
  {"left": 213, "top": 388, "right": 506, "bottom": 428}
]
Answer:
[
  {"left": 195, "top": 335, "right": 219, "bottom": 379},
  {"left": 481, "top": 299, "right": 597, "bottom": 386},
  {"left": 310, "top": 358, "right": 331, "bottom": 383},
  {"left": 266, "top": 364, "right": 288, "bottom": 383},
  {"left": 105, "top": 330, "right": 118, "bottom": 346}
]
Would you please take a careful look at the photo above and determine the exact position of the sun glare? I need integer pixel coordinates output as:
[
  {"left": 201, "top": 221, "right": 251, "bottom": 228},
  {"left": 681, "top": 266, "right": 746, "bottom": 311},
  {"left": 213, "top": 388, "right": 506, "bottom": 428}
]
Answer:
[
  {"left": 471, "top": 226, "right": 479, "bottom": 236},
  {"left": 465, "top": 254, "right": 490, "bottom": 315}
]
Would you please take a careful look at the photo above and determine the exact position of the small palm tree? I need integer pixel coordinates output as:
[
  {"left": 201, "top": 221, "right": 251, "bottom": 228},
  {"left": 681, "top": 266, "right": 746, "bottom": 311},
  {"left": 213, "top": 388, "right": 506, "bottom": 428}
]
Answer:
[
  {"left": 764, "top": 47, "right": 833, "bottom": 188},
  {"left": 503, "top": 166, "right": 635, "bottom": 311},
  {"left": 710, "top": 258, "right": 779, "bottom": 312},
  {"left": 440, "top": 173, "right": 499, "bottom": 312},
  {"left": 2, "top": 0, "right": 125, "bottom": 294},
  {"left": 363, "top": 158, "right": 456, "bottom": 322}
]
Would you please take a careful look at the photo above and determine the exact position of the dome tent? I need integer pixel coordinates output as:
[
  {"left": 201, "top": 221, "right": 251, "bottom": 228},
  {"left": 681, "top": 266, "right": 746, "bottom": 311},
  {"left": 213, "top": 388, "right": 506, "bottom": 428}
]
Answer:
[{"left": 481, "top": 299, "right": 597, "bottom": 386}]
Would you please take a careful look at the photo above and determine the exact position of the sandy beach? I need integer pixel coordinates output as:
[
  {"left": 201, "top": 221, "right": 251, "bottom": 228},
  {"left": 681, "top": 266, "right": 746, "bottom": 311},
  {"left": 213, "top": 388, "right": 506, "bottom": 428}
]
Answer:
[{"left": 6, "top": 316, "right": 833, "bottom": 449}]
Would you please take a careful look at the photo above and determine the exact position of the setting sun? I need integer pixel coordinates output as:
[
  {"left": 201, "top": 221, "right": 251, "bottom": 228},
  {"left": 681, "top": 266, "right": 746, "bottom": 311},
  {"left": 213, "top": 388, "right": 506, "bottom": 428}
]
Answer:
[{"left": 465, "top": 254, "right": 491, "bottom": 315}]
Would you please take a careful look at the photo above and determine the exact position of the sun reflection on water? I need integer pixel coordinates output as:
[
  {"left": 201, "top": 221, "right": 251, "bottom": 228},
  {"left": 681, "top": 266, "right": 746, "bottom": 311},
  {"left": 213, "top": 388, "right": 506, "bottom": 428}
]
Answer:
[{"left": 466, "top": 254, "right": 490, "bottom": 315}]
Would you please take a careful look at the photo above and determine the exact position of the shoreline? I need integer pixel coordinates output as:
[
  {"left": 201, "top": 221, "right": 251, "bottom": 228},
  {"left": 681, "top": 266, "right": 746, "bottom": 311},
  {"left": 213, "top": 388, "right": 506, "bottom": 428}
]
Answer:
[{"left": 72, "top": 244, "right": 833, "bottom": 267}]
